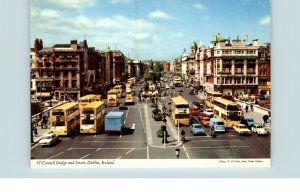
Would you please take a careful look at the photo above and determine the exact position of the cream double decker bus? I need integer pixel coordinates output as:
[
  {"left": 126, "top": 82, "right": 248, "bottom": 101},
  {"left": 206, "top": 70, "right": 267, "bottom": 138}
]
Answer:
[
  {"left": 78, "top": 94, "right": 101, "bottom": 109},
  {"left": 80, "top": 101, "right": 106, "bottom": 134},
  {"left": 171, "top": 96, "right": 190, "bottom": 126},
  {"left": 213, "top": 97, "right": 243, "bottom": 128},
  {"left": 107, "top": 89, "right": 119, "bottom": 107},
  {"left": 50, "top": 102, "right": 80, "bottom": 136},
  {"left": 204, "top": 90, "right": 222, "bottom": 108}
]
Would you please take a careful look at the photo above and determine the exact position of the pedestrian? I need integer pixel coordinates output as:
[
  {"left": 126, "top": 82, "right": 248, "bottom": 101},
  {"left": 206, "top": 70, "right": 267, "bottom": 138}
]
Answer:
[
  {"left": 263, "top": 114, "right": 268, "bottom": 124},
  {"left": 43, "top": 115, "right": 48, "bottom": 129},
  {"left": 245, "top": 105, "right": 249, "bottom": 113},
  {"left": 250, "top": 103, "right": 253, "bottom": 111}
]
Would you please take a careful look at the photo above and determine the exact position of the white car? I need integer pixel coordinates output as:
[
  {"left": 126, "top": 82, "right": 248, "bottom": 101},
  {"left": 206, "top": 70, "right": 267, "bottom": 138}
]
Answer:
[
  {"left": 203, "top": 108, "right": 214, "bottom": 117},
  {"left": 39, "top": 133, "right": 59, "bottom": 146},
  {"left": 251, "top": 123, "right": 268, "bottom": 136}
]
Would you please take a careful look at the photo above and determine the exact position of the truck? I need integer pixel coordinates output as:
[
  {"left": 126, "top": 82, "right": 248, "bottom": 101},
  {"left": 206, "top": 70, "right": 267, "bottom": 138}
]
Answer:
[{"left": 105, "top": 112, "right": 125, "bottom": 133}]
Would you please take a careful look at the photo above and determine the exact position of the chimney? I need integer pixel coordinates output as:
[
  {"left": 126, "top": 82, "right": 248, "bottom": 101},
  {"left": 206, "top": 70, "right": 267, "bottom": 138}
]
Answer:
[{"left": 70, "top": 40, "right": 78, "bottom": 50}]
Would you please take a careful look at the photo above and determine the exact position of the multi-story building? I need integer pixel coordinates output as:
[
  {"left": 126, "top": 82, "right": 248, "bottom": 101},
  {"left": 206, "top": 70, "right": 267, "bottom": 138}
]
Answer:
[
  {"left": 31, "top": 39, "right": 127, "bottom": 101},
  {"left": 258, "top": 43, "right": 271, "bottom": 97},
  {"left": 197, "top": 33, "right": 259, "bottom": 96}
]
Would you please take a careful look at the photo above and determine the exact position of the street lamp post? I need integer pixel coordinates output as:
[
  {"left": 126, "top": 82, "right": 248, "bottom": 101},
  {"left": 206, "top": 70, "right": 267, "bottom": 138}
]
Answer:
[{"left": 177, "top": 120, "right": 180, "bottom": 143}]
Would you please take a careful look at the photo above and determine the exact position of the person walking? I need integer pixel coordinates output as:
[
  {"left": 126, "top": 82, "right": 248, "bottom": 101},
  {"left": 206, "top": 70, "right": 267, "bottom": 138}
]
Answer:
[
  {"left": 245, "top": 105, "right": 249, "bottom": 113},
  {"left": 250, "top": 103, "right": 253, "bottom": 111}
]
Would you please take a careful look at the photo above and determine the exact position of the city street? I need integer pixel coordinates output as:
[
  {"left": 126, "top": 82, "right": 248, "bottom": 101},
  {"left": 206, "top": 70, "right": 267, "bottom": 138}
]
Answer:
[{"left": 31, "top": 85, "right": 270, "bottom": 160}]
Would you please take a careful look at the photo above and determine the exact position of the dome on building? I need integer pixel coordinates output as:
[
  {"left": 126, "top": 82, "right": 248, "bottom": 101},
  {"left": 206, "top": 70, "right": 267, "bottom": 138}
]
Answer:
[
  {"left": 198, "top": 40, "right": 205, "bottom": 48},
  {"left": 191, "top": 41, "right": 197, "bottom": 49},
  {"left": 211, "top": 33, "right": 223, "bottom": 42},
  {"left": 105, "top": 46, "right": 112, "bottom": 53}
]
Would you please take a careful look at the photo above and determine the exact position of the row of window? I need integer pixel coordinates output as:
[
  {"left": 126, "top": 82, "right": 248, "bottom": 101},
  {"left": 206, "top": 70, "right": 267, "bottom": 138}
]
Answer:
[
  {"left": 55, "top": 80, "right": 78, "bottom": 88},
  {"left": 217, "top": 50, "right": 256, "bottom": 55},
  {"left": 217, "top": 77, "right": 257, "bottom": 84}
]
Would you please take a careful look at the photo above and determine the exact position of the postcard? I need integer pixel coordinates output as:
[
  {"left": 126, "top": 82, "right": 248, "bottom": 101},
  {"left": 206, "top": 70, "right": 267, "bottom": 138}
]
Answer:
[{"left": 30, "top": 0, "right": 271, "bottom": 168}]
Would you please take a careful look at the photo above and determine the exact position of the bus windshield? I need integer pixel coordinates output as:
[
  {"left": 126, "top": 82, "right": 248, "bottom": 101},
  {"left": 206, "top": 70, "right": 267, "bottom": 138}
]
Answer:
[
  {"left": 52, "top": 121, "right": 65, "bottom": 126},
  {"left": 176, "top": 104, "right": 189, "bottom": 108},
  {"left": 227, "top": 105, "right": 240, "bottom": 110},
  {"left": 82, "top": 119, "right": 94, "bottom": 125}
]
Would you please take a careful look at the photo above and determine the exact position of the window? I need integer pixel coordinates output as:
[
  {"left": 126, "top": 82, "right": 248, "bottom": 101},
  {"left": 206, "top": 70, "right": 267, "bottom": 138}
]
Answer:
[
  {"left": 72, "top": 80, "right": 77, "bottom": 88},
  {"left": 55, "top": 80, "right": 60, "bottom": 87},
  {"left": 64, "top": 64, "right": 67, "bottom": 68},
  {"left": 63, "top": 71, "right": 68, "bottom": 77},
  {"left": 64, "top": 80, "right": 69, "bottom": 88}
]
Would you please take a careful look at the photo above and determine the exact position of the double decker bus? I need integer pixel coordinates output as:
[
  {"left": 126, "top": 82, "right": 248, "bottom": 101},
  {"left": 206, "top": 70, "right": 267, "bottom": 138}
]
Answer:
[
  {"left": 204, "top": 90, "right": 222, "bottom": 108},
  {"left": 78, "top": 94, "right": 101, "bottom": 109},
  {"left": 213, "top": 97, "right": 243, "bottom": 128},
  {"left": 80, "top": 101, "right": 106, "bottom": 134},
  {"left": 107, "top": 89, "right": 119, "bottom": 107},
  {"left": 127, "top": 77, "right": 136, "bottom": 86},
  {"left": 171, "top": 96, "right": 190, "bottom": 126},
  {"left": 112, "top": 87, "right": 122, "bottom": 98},
  {"left": 172, "top": 76, "right": 183, "bottom": 87},
  {"left": 50, "top": 102, "right": 80, "bottom": 136}
]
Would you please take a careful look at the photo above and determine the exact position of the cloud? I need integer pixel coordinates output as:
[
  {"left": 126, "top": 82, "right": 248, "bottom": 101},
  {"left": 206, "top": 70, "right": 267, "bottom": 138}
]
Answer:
[
  {"left": 259, "top": 15, "right": 270, "bottom": 26},
  {"left": 148, "top": 9, "right": 172, "bottom": 19},
  {"left": 40, "top": 9, "right": 60, "bottom": 18},
  {"left": 201, "top": 16, "right": 209, "bottom": 21},
  {"left": 172, "top": 32, "right": 183, "bottom": 38},
  {"left": 110, "top": 0, "right": 133, "bottom": 4},
  {"left": 48, "top": 0, "right": 96, "bottom": 8},
  {"left": 192, "top": 3, "right": 205, "bottom": 10}
]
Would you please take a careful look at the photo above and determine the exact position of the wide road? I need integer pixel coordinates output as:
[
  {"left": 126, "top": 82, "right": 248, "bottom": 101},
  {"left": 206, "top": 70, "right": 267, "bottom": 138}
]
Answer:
[
  {"left": 31, "top": 84, "right": 270, "bottom": 160},
  {"left": 161, "top": 85, "right": 270, "bottom": 159}
]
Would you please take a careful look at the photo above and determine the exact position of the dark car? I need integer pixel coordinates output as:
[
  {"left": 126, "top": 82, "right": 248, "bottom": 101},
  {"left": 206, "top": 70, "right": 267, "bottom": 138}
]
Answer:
[
  {"left": 119, "top": 103, "right": 128, "bottom": 110},
  {"left": 152, "top": 113, "right": 163, "bottom": 121},
  {"left": 191, "top": 101, "right": 206, "bottom": 112},
  {"left": 188, "top": 89, "right": 196, "bottom": 95}
]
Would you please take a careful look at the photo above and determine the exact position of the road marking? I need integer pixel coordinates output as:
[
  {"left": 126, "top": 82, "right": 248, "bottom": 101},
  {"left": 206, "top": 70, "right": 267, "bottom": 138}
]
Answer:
[
  {"left": 117, "top": 156, "right": 122, "bottom": 159},
  {"left": 96, "top": 148, "right": 102, "bottom": 151},
  {"left": 94, "top": 135, "right": 96, "bottom": 138},
  {"left": 189, "top": 139, "right": 241, "bottom": 142},
  {"left": 138, "top": 106, "right": 146, "bottom": 133},
  {"left": 48, "top": 152, "right": 64, "bottom": 159},
  {"left": 80, "top": 154, "right": 90, "bottom": 159},
  {"left": 125, "top": 148, "right": 134, "bottom": 155},
  {"left": 124, "top": 108, "right": 129, "bottom": 124},
  {"left": 186, "top": 146, "right": 251, "bottom": 149},
  {"left": 131, "top": 123, "right": 135, "bottom": 129},
  {"left": 147, "top": 146, "right": 149, "bottom": 159},
  {"left": 67, "top": 148, "right": 72, "bottom": 150},
  {"left": 144, "top": 102, "right": 153, "bottom": 145},
  {"left": 182, "top": 145, "right": 190, "bottom": 159},
  {"left": 70, "top": 147, "right": 146, "bottom": 150}
]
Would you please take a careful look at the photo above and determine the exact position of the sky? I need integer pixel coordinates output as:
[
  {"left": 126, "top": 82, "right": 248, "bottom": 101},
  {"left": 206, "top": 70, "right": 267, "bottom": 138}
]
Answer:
[{"left": 31, "top": 0, "right": 270, "bottom": 60}]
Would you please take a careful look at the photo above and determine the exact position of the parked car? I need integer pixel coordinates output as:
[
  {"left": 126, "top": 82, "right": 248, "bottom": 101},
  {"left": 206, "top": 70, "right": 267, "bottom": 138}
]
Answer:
[
  {"left": 240, "top": 117, "right": 256, "bottom": 128},
  {"left": 153, "top": 113, "right": 163, "bottom": 121},
  {"left": 190, "top": 124, "right": 206, "bottom": 135},
  {"left": 251, "top": 123, "right": 268, "bottom": 136},
  {"left": 39, "top": 133, "right": 59, "bottom": 146},
  {"left": 119, "top": 103, "right": 128, "bottom": 110},
  {"left": 233, "top": 124, "right": 251, "bottom": 135},
  {"left": 203, "top": 108, "right": 214, "bottom": 117}
]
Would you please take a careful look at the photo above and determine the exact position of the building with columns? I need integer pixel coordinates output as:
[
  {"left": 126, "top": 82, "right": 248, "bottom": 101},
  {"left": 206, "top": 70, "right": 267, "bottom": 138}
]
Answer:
[{"left": 197, "top": 33, "right": 259, "bottom": 96}]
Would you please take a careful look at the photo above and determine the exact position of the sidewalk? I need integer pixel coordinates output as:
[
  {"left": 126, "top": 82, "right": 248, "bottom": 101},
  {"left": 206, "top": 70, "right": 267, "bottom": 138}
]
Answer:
[
  {"left": 143, "top": 99, "right": 183, "bottom": 149},
  {"left": 32, "top": 124, "right": 51, "bottom": 146}
]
